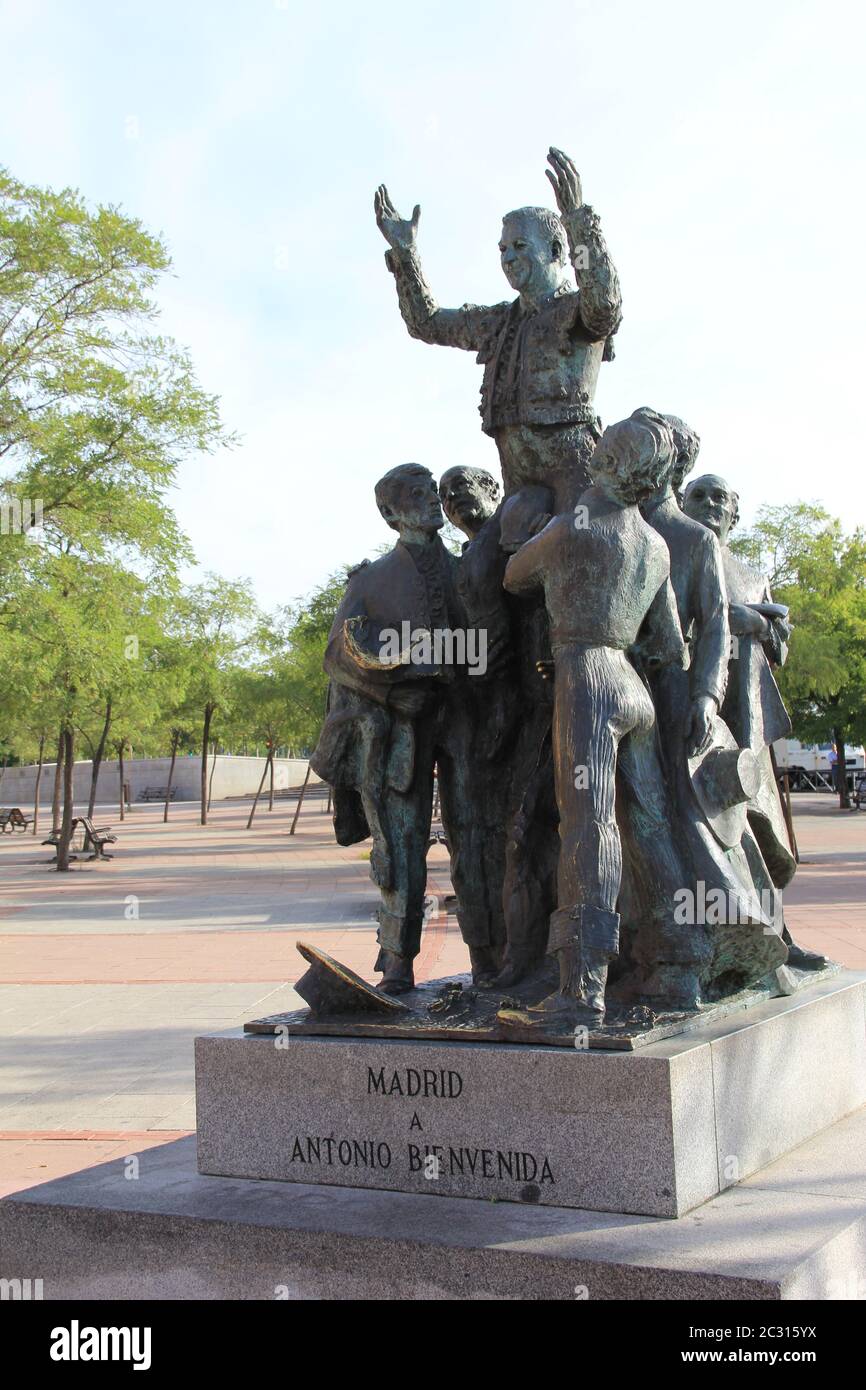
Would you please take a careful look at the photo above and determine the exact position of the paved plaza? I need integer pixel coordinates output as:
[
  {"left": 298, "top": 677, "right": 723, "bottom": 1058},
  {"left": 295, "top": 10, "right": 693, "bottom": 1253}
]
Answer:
[{"left": 0, "top": 790, "right": 863, "bottom": 1197}]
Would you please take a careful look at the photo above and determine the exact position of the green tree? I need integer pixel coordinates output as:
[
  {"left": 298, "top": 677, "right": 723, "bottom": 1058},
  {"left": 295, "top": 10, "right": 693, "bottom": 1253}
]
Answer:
[
  {"left": 276, "top": 569, "right": 349, "bottom": 753},
  {"left": 732, "top": 503, "right": 866, "bottom": 808},
  {"left": 4, "top": 553, "right": 119, "bottom": 864},
  {"left": 0, "top": 166, "right": 234, "bottom": 855},
  {"left": 175, "top": 575, "right": 257, "bottom": 825},
  {"left": 0, "top": 619, "right": 60, "bottom": 834},
  {"left": 232, "top": 666, "right": 291, "bottom": 827},
  {"left": 0, "top": 167, "right": 231, "bottom": 578},
  {"left": 144, "top": 631, "right": 198, "bottom": 821}
]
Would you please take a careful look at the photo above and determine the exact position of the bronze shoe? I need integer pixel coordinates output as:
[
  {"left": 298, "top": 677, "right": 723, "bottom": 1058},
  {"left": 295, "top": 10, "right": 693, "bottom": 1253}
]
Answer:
[
  {"left": 469, "top": 946, "right": 501, "bottom": 989},
  {"left": 376, "top": 949, "right": 415, "bottom": 995},
  {"left": 492, "top": 947, "right": 541, "bottom": 989}
]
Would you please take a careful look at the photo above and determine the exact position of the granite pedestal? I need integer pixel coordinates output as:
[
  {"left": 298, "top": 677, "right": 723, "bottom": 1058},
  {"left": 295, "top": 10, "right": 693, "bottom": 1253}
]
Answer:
[
  {"left": 3, "top": 1110, "right": 866, "bottom": 1300},
  {"left": 195, "top": 973, "right": 866, "bottom": 1218}
]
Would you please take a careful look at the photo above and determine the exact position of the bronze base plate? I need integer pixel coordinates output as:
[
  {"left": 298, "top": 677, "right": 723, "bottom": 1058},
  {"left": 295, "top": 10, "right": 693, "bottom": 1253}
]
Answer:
[{"left": 243, "top": 956, "right": 841, "bottom": 1051}]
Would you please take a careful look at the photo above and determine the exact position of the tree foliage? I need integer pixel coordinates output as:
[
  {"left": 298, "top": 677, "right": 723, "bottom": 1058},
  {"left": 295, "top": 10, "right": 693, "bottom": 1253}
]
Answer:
[{"left": 732, "top": 503, "right": 866, "bottom": 806}]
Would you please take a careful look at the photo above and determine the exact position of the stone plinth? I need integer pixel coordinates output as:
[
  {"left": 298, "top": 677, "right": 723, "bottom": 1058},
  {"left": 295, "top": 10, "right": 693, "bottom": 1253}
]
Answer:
[
  {"left": 195, "top": 972, "right": 866, "bottom": 1218},
  {"left": 3, "top": 1110, "right": 866, "bottom": 1299}
]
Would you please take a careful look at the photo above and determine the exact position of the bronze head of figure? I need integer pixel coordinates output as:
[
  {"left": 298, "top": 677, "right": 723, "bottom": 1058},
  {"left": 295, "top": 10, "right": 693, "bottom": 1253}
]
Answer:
[
  {"left": 681, "top": 473, "right": 740, "bottom": 543},
  {"left": 439, "top": 465, "right": 501, "bottom": 540},
  {"left": 589, "top": 410, "right": 676, "bottom": 507},
  {"left": 498, "top": 207, "right": 569, "bottom": 303},
  {"left": 375, "top": 463, "right": 444, "bottom": 541}
]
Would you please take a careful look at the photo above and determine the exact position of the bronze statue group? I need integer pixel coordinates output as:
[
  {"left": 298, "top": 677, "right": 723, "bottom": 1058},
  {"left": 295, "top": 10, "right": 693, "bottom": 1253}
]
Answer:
[{"left": 312, "top": 149, "right": 824, "bottom": 1031}]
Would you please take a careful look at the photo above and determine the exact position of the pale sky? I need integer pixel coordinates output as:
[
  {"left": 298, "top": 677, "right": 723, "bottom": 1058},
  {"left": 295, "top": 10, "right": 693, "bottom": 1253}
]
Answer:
[{"left": 3, "top": 0, "right": 864, "bottom": 610}]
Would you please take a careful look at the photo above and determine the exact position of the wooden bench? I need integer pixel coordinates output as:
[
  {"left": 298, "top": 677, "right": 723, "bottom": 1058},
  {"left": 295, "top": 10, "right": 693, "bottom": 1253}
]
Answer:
[
  {"left": 77, "top": 816, "right": 117, "bottom": 859},
  {"left": 139, "top": 785, "right": 177, "bottom": 802},
  {"left": 42, "top": 817, "right": 117, "bottom": 861},
  {"left": 1, "top": 807, "right": 33, "bottom": 832},
  {"left": 428, "top": 825, "right": 450, "bottom": 851},
  {"left": 42, "top": 826, "right": 72, "bottom": 861}
]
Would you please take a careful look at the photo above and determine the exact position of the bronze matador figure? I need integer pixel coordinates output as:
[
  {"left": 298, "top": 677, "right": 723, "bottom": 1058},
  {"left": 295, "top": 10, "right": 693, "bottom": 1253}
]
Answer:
[
  {"left": 375, "top": 148, "right": 621, "bottom": 984},
  {"left": 311, "top": 463, "right": 500, "bottom": 993},
  {"left": 437, "top": 465, "right": 515, "bottom": 984},
  {"left": 502, "top": 413, "right": 706, "bottom": 1024},
  {"left": 375, "top": 148, "right": 622, "bottom": 513},
  {"left": 638, "top": 414, "right": 788, "bottom": 994},
  {"left": 682, "top": 473, "right": 825, "bottom": 971}
]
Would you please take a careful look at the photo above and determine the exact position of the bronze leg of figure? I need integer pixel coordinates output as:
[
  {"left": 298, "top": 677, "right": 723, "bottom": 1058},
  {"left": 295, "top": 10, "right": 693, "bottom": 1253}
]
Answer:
[
  {"left": 545, "top": 647, "right": 641, "bottom": 1017},
  {"left": 436, "top": 723, "right": 507, "bottom": 987},
  {"left": 367, "top": 721, "right": 436, "bottom": 993}
]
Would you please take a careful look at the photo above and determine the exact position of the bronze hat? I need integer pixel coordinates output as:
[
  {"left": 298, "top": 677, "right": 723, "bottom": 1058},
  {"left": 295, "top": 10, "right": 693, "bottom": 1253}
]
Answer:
[{"left": 687, "top": 724, "right": 760, "bottom": 849}]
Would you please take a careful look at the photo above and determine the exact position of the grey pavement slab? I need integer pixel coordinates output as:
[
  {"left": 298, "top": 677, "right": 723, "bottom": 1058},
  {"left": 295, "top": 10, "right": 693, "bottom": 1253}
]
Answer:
[
  {"left": 0, "top": 982, "right": 302, "bottom": 1129},
  {"left": 0, "top": 892, "right": 380, "bottom": 935}
]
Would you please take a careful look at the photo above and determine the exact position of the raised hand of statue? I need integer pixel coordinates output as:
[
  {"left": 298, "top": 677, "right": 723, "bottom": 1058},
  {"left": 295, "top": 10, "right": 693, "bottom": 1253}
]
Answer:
[
  {"left": 374, "top": 185, "right": 420, "bottom": 253},
  {"left": 545, "top": 147, "right": 583, "bottom": 217}
]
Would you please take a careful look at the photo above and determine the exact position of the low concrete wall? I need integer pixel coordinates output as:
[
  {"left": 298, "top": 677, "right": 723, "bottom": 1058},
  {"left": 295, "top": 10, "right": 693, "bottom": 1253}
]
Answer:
[{"left": 0, "top": 756, "right": 320, "bottom": 807}]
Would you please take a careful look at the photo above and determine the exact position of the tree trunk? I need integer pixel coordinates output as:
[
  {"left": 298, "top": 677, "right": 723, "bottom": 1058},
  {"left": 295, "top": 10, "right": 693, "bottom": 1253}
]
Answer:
[
  {"left": 56, "top": 726, "right": 76, "bottom": 871},
  {"left": 118, "top": 743, "right": 126, "bottom": 821},
  {"left": 164, "top": 732, "right": 179, "bottom": 823},
  {"left": 88, "top": 697, "right": 112, "bottom": 819},
  {"left": 268, "top": 744, "right": 275, "bottom": 811},
  {"left": 833, "top": 726, "right": 851, "bottom": 809},
  {"left": 51, "top": 729, "right": 65, "bottom": 831},
  {"left": 207, "top": 740, "right": 218, "bottom": 814},
  {"left": 247, "top": 753, "right": 271, "bottom": 830},
  {"left": 32, "top": 733, "right": 45, "bottom": 835},
  {"left": 200, "top": 706, "right": 213, "bottom": 825},
  {"left": 290, "top": 761, "right": 312, "bottom": 836}
]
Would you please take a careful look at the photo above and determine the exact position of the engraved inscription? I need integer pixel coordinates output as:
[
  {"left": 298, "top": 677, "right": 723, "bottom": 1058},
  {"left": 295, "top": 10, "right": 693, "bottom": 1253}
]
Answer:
[{"left": 367, "top": 1066, "right": 463, "bottom": 1098}]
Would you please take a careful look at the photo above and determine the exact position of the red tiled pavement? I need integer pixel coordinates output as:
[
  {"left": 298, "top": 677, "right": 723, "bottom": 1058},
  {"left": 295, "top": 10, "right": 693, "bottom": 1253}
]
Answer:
[{"left": 0, "top": 1134, "right": 193, "bottom": 1199}]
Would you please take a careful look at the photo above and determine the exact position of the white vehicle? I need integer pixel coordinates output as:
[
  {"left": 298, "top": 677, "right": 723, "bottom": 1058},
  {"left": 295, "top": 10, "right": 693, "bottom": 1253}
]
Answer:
[{"left": 773, "top": 738, "right": 866, "bottom": 791}]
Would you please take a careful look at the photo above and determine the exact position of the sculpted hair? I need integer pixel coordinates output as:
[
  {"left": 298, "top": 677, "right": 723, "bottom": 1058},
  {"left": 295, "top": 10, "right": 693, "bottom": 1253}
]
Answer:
[
  {"left": 663, "top": 414, "right": 701, "bottom": 490},
  {"left": 683, "top": 474, "right": 740, "bottom": 530},
  {"left": 375, "top": 462, "right": 433, "bottom": 522},
  {"left": 503, "top": 206, "right": 567, "bottom": 265},
  {"left": 589, "top": 411, "right": 676, "bottom": 497}
]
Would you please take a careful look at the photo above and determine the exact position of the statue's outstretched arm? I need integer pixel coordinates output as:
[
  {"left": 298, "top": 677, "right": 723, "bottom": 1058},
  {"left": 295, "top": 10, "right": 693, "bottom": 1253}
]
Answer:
[
  {"left": 758, "top": 579, "right": 791, "bottom": 666},
  {"left": 502, "top": 524, "right": 552, "bottom": 596},
  {"left": 375, "top": 183, "right": 503, "bottom": 350},
  {"left": 546, "top": 148, "right": 623, "bottom": 341}
]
